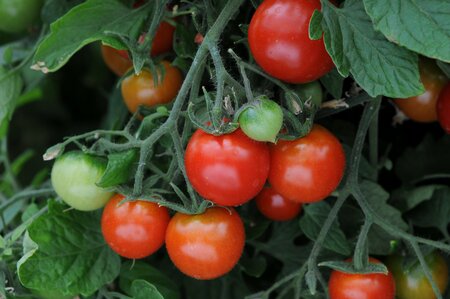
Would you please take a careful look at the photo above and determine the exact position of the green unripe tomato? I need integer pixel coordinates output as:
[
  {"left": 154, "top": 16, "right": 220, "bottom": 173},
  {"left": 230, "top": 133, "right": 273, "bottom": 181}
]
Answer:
[
  {"left": 293, "top": 81, "right": 323, "bottom": 108},
  {"left": 0, "top": 0, "right": 44, "bottom": 33},
  {"left": 386, "top": 251, "right": 449, "bottom": 299},
  {"left": 238, "top": 96, "right": 283, "bottom": 143},
  {"left": 51, "top": 151, "right": 114, "bottom": 211}
]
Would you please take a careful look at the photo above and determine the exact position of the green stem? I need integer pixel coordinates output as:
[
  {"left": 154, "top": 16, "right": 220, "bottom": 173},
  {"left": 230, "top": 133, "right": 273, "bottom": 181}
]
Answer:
[{"left": 368, "top": 107, "right": 379, "bottom": 179}]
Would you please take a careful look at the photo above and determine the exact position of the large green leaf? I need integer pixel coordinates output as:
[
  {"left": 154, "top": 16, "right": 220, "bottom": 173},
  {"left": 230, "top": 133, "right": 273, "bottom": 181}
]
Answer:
[
  {"left": 31, "top": 0, "right": 147, "bottom": 73},
  {"left": 364, "top": 0, "right": 450, "bottom": 62},
  {"left": 320, "top": 0, "right": 424, "bottom": 98},
  {"left": 0, "top": 67, "right": 23, "bottom": 125},
  {"left": 299, "top": 201, "right": 351, "bottom": 256},
  {"left": 17, "top": 201, "right": 121, "bottom": 296},
  {"left": 131, "top": 280, "right": 164, "bottom": 299},
  {"left": 97, "top": 149, "right": 139, "bottom": 188}
]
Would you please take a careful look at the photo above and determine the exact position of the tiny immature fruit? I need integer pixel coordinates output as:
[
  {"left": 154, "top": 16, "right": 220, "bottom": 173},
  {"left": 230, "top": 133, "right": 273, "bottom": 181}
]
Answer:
[{"left": 51, "top": 151, "right": 114, "bottom": 211}]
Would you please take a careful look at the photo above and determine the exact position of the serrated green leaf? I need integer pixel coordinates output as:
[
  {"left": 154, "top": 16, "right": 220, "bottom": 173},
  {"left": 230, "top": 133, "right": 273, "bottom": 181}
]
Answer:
[
  {"left": 131, "top": 280, "right": 164, "bottom": 299},
  {"left": 309, "top": 10, "right": 323, "bottom": 40},
  {"left": 119, "top": 261, "right": 180, "bottom": 299},
  {"left": 299, "top": 201, "right": 351, "bottom": 256},
  {"left": 319, "top": 260, "right": 388, "bottom": 274},
  {"left": 97, "top": 149, "right": 138, "bottom": 188},
  {"left": 0, "top": 67, "right": 23, "bottom": 125},
  {"left": 17, "top": 201, "right": 121, "bottom": 296},
  {"left": 364, "top": 0, "right": 450, "bottom": 62},
  {"left": 32, "top": 0, "right": 147, "bottom": 73},
  {"left": 391, "top": 185, "right": 446, "bottom": 211},
  {"left": 173, "top": 25, "right": 197, "bottom": 59},
  {"left": 321, "top": 0, "right": 423, "bottom": 97}
]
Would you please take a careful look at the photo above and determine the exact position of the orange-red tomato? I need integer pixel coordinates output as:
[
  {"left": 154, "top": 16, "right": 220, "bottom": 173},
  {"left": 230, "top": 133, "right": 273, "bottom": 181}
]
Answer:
[
  {"left": 101, "top": 45, "right": 133, "bottom": 76},
  {"left": 329, "top": 257, "right": 396, "bottom": 299},
  {"left": 120, "top": 60, "right": 182, "bottom": 113},
  {"left": 437, "top": 82, "right": 450, "bottom": 133},
  {"left": 394, "top": 58, "right": 447, "bottom": 122},
  {"left": 255, "top": 186, "right": 302, "bottom": 221},
  {"left": 101, "top": 194, "right": 170, "bottom": 259},
  {"left": 165, "top": 207, "right": 245, "bottom": 280},
  {"left": 268, "top": 124, "right": 345, "bottom": 203}
]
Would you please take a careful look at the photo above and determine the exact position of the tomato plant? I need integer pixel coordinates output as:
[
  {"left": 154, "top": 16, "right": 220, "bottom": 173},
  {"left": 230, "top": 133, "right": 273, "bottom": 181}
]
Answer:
[
  {"left": 101, "top": 45, "right": 133, "bottom": 76},
  {"left": 165, "top": 207, "right": 245, "bottom": 280},
  {"left": 237, "top": 96, "right": 283, "bottom": 142},
  {"left": 393, "top": 58, "right": 448, "bottom": 123},
  {"left": 0, "top": 0, "right": 44, "bottom": 33},
  {"left": 269, "top": 124, "right": 345, "bottom": 203},
  {"left": 385, "top": 252, "right": 449, "bottom": 299},
  {"left": 101, "top": 194, "right": 170, "bottom": 259},
  {"left": 328, "top": 258, "right": 396, "bottom": 299},
  {"left": 292, "top": 81, "right": 323, "bottom": 107},
  {"left": 121, "top": 60, "right": 183, "bottom": 113},
  {"left": 248, "top": 0, "right": 334, "bottom": 83},
  {"left": 51, "top": 151, "right": 114, "bottom": 211},
  {"left": 255, "top": 186, "right": 302, "bottom": 221},
  {"left": 185, "top": 128, "right": 270, "bottom": 206},
  {"left": 437, "top": 82, "right": 450, "bottom": 133}
]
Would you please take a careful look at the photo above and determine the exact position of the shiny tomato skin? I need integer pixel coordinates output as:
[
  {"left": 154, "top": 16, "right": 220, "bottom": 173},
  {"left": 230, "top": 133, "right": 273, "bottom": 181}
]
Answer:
[
  {"left": 386, "top": 252, "right": 448, "bottom": 299},
  {"left": 101, "top": 45, "right": 133, "bottom": 76},
  {"left": 151, "top": 21, "right": 176, "bottom": 56},
  {"left": 121, "top": 60, "right": 182, "bottom": 113},
  {"left": 394, "top": 58, "right": 447, "bottom": 122},
  {"left": 165, "top": 207, "right": 245, "bottom": 280},
  {"left": 248, "top": 0, "right": 334, "bottom": 83},
  {"left": 269, "top": 124, "right": 345, "bottom": 203},
  {"left": 101, "top": 194, "right": 170, "bottom": 259},
  {"left": 329, "top": 257, "right": 396, "bottom": 299},
  {"left": 255, "top": 186, "right": 302, "bottom": 221},
  {"left": 437, "top": 83, "right": 450, "bottom": 133},
  {"left": 185, "top": 128, "right": 270, "bottom": 206}
]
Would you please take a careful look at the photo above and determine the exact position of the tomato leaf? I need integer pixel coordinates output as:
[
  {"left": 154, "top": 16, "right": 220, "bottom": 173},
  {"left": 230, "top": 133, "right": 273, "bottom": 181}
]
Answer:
[
  {"left": 308, "top": 10, "right": 323, "bottom": 41},
  {"left": 239, "top": 254, "right": 267, "bottom": 278},
  {"left": 409, "top": 187, "right": 450, "bottom": 235},
  {"left": 32, "top": 0, "right": 147, "bottom": 73},
  {"left": 319, "top": 260, "right": 388, "bottom": 274},
  {"left": 0, "top": 67, "right": 23, "bottom": 125},
  {"left": 131, "top": 280, "right": 164, "bottom": 299},
  {"left": 17, "top": 200, "right": 121, "bottom": 296},
  {"left": 319, "top": 68, "right": 344, "bottom": 99},
  {"left": 173, "top": 25, "right": 197, "bottom": 59},
  {"left": 437, "top": 61, "right": 450, "bottom": 78},
  {"left": 363, "top": 0, "right": 450, "bottom": 63},
  {"left": 391, "top": 185, "right": 447, "bottom": 212},
  {"left": 395, "top": 135, "right": 450, "bottom": 184},
  {"left": 119, "top": 261, "right": 180, "bottom": 299},
  {"left": 97, "top": 149, "right": 139, "bottom": 188},
  {"left": 299, "top": 202, "right": 351, "bottom": 256},
  {"left": 320, "top": 0, "right": 424, "bottom": 98}
]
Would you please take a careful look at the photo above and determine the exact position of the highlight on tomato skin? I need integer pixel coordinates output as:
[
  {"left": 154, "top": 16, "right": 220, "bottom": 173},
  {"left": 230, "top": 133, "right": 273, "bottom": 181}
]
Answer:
[
  {"left": 101, "top": 194, "right": 170, "bottom": 259},
  {"left": 328, "top": 257, "right": 396, "bottom": 299},
  {"left": 120, "top": 60, "right": 183, "bottom": 114},
  {"left": 165, "top": 207, "right": 246, "bottom": 280},
  {"left": 437, "top": 82, "right": 450, "bottom": 134},
  {"left": 268, "top": 124, "right": 346, "bottom": 204},
  {"left": 393, "top": 58, "right": 447, "bottom": 123},
  {"left": 248, "top": 0, "right": 334, "bottom": 83},
  {"left": 255, "top": 186, "right": 302, "bottom": 221}
]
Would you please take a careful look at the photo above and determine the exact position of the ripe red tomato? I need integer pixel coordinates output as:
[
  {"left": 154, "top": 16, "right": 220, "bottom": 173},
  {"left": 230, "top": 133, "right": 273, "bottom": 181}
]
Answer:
[
  {"left": 121, "top": 60, "right": 182, "bottom": 113},
  {"left": 268, "top": 124, "right": 345, "bottom": 203},
  {"left": 101, "top": 194, "right": 170, "bottom": 259},
  {"left": 165, "top": 207, "right": 245, "bottom": 280},
  {"left": 255, "top": 186, "right": 302, "bottom": 221},
  {"left": 248, "top": 0, "right": 334, "bottom": 83},
  {"left": 185, "top": 128, "right": 270, "bottom": 206},
  {"left": 328, "top": 257, "right": 396, "bottom": 299},
  {"left": 386, "top": 252, "right": 448, "bottom": 299},
  {"left": 101, "top": 45, "right": 133, "bottom": 76},
  {"left": 437, "top": 82, "right": 450, "bottom": 133},
  {"left": 394, "top": 58, "right": 447, "bottom": 123}
]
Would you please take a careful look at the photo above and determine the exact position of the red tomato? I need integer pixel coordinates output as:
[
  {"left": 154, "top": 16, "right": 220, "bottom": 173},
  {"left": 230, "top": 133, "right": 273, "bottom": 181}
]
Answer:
[
  {"left": 121, "top": 60, "right": 183, "bottom": 113},
  {"left": 248, "top": 0, "right": 334, "bottom": 83},
  {"left": 101, "top": 194, "right": 170, "bottom": 259},
  {"left": 329, "top": 257, "right": 396, "bottom": 299},
  {"left": 394, "top": 58, "right": 447, "bottom": 122},
  {"left": 101, "top": 45, "right": 133, "bottom": 76},
  {"left": 185, "top": 128, "right": 270, "bottom": 206},
  {"left": 437, "top": 82, "right": 450, "bottom": 133},
  {"left": 255, "top": 186, "right": 302, "bottom": 221},
  {"left": 269, "top": 124, "right": 345, "bottom": 203},
  {"left": 165, "top": 207, "right": 245, "bottom": 280}
]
